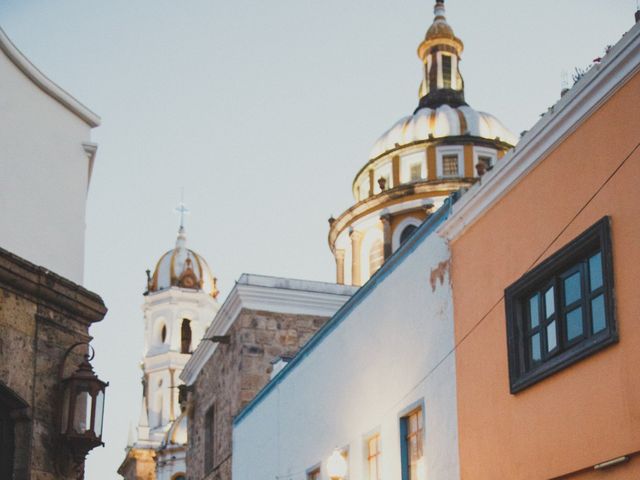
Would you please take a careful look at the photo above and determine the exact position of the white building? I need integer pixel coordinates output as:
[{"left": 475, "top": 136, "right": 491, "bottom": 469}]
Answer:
[
  {"left": 119, "top": 225, "right": 220, "bottom": 480},
  {"left": 232, "top": 199, "right": 460, "bottom": 480},
  {"left": 0, "top": 26, "right": 100, "bottom": 285}
]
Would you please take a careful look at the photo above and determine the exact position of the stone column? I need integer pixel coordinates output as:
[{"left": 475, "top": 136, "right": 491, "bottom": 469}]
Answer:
[
  {"left": 380, "top": 214, "right": 392, "bottom": 260},
  {"left": 350, "top": 230, "right": 363, "bottom": 286},
  {"left": 335, "top": 249, "right": 345, "bottom": 285}
]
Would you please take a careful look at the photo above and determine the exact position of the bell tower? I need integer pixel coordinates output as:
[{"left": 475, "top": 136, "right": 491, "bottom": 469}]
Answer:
[{"left": 120, "top": 217, "right": 220, "bottom": 480}]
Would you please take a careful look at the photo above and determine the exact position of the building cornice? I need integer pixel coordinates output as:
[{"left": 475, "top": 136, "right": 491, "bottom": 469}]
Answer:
[
  {"left": 180, "top": 274, "right": 356, "bottom": 386},
  {"left": 0, "top": 26, "right": 101, "bottom": 127},
  {"left": 438, "top": 22, "right": 640, "bottom": 242},
  {"left": 329, "top": 179, "right": 471, "bottom": 250},
  {"left": 0, "top": 247, "right": 107, "bottom": 325}
]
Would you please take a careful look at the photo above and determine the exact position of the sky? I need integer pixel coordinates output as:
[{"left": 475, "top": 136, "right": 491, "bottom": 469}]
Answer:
[{"left": 0, "top": 1, "right": 635, "bottom": 478}]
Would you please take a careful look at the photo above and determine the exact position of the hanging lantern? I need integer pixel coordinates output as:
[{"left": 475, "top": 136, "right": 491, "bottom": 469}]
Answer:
[{"left": 60, "top": 352, "right": 108, "bottom": 463}]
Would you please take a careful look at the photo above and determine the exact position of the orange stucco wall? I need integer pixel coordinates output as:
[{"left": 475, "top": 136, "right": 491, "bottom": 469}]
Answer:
[{"left": 450, "top": 70, "right": 640, "bottom": 479}]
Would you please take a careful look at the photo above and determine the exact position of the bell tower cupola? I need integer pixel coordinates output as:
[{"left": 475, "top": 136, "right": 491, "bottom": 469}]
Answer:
[{"left": 417, "top": 0, "right": 466, "bottom": 109}]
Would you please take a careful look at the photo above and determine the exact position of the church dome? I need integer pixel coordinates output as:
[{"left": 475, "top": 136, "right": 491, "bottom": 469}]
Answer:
[
  {"left": 369, "top": 104, "right": 517, "bottom": 160},
  {"left": 148, "top": 227, "right": 219, "bottom": 298},
  {"left": 161, "top": 411, "right": 187, "bottom": 447}
]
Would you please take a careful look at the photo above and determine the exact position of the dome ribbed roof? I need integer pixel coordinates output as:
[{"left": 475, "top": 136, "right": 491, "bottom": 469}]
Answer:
[
  {"left": 369, "top": 104, "right": 517, "bottom": 160},
  {"left": 149, "top": 227, "right": 218, "bottom": 298},
  {"left": 161, "top": 411, "right": 187, "bottom": 447}
]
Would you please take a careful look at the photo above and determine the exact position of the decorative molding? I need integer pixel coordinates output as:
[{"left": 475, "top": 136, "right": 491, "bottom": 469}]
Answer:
[
  {"left": 0, "top": 246, "right": 106, "bottom": 324},
  {"left": 0, "top": 27, "right": 101, "bottom": 127},
  {"left": 438, "top": 22, "right": 640, "bottom": 241},
  {"left": 180, "top": 275, "right": 357, "bottom": 385}
]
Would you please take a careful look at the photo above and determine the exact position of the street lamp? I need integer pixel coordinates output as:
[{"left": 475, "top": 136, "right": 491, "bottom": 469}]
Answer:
[
  {"left": 59, "top": 343, "right": 108, "bottom": 478},
  {"left": 327, "top": 448, "right": 348, "bottom": 480}
]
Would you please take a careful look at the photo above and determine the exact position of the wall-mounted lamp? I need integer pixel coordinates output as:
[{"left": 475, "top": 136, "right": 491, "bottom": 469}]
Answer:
[
  {"left": 327, "top": 448, "right": 348, "bottom": 480},
  {"left": 205, "top": 335, "right": 230, "bottom": 344},
  {"left": 59, "top": 343, "right": 108, "bottom": 479}
]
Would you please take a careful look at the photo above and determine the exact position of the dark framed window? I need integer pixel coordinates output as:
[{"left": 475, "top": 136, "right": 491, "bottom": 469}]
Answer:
[
  {"left": 400, "top": 225, "right": 418, "bottom": 245},
  {"left": 307, "top": 467, "right": 320, "bottom": 480},
  {"left": 400, "top": 408, "right": 423, "bottom": 480},
  {"left": 204, "top": 404, "right": 215, "bottom": 473},
  {"left": 442, "top": 55, "right": 452, "bottom": 88},
  {"left": 181, "top": 319, "right": 192, "bottom": 354},
  {"left": 442, "top": 155, "right": 459, "bottom": 177},
  {"left": 505, "top": 217, "right": 617, "bottom": 393}
]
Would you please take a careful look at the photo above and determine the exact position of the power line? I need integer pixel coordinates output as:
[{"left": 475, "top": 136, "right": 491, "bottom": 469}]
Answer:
[{"left": 272, "top": 140, "right": 640, "bottom": 480}]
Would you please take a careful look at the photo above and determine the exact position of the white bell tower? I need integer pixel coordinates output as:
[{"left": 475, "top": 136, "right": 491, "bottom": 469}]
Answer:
[{"left": 129, "top": 213, "right": 220, "bottom": 480}]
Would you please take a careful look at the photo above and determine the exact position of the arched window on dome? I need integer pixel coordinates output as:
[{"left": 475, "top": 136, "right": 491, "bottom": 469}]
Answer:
[
  {"left": 181, "top": 319, "right": 192, "bottom": 354},
  {"left": 369, "top": 240, "right": 384, "bottom": 277},
  {"left": 400, "top": 224, "right": 418, "bottom": 245}
]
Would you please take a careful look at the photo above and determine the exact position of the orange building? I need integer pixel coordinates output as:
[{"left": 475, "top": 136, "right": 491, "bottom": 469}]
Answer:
[{"left": 439, "top": 17, "right": 640, "bottom": 480}]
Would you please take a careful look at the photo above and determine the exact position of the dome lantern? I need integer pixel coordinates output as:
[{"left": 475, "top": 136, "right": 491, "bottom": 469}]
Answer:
[{"left": 417, "top": 0, "right": 466, "bottom": 110}]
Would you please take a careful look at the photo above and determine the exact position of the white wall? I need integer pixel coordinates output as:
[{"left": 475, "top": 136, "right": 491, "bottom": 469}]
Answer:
[
  {"left": 233, "top": 228, "right": 460, "bottom": 480},
  {"left": 0, "top": 45, "right": 96, "bottom": 284}
]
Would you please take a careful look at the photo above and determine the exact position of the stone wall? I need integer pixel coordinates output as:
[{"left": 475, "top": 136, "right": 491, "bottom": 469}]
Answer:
[
  {"left": 186, "top": 309, "right": 329, "bottom": 480},
  {"left": 0, "top": 247, "right": 107, "bottom": 479}
]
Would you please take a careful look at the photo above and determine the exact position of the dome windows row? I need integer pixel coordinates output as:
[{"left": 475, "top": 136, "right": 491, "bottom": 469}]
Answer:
[{"left": 354, "top": 144, "right": 501, "bottom": 202}]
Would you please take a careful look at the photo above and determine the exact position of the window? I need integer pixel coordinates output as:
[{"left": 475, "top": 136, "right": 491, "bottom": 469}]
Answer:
[
  {"left": 181, "top": 319, "right": 192, "bottom": 354},
  {"left": 400, "top": 225, "right": 418, "bottom": 245},
  {"left": 367, "top": 434, "right": 381, "bottom": 480},
  {"left": 307, "top": 467, "right": 320, "bottom": 480},
  {"left": 442, "top": 55, "right": 452, "bottom": 88},
  {"left": 369, "top": 240, "right": 384, "bottom": 276},
  {"left": 505, "top": 217, "right": 616, "bottom": 393},
  {"left": 204, "top": 405, "right": 215, "bottom": 473},
  {"left": 161, "top": 325, "right": 167, "bottom": 343},
  {"left": 410, "top": 163, "right": 422, "bottom": 181},
  {"left": 400, "top": 408, "right": 424, "bottom": 480},
  {"left": 442, "top": 154, "right": 459, "bottom": 177}
]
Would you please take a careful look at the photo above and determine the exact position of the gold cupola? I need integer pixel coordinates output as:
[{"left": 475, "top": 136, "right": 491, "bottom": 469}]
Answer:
[{"left": 417, "top": 0, "right": 466, "bottom": 109}]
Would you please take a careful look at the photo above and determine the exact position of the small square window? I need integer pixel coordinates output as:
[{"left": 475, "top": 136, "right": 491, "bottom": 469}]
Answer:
[
  {"left": 505, "top": 217, "right": 617, "bottom": 393},
  {"left": 442, "top": 155, "right": 459, "bottom": 177}
]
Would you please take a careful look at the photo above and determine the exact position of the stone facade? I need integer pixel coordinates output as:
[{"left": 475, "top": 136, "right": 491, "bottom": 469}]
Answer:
[
  {"left": 0, "top": 247, "right": 107, "bottom": 479},
  {"left": 186, "top": 309, "right": 329, "bottom": 480}
]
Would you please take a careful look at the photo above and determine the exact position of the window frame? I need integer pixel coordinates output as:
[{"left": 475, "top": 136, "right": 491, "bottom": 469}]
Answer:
[
  {"left": 436, "top": 146, "right": 464, "bottom": 178},
  {"left": 366, "top": 434, "right": 381, "bottom": 480},
  {"left": 400, "top": 407, "right": 424, "bottom": 480},
  {"left": 505, "top": 216, "right": 617, "bottom": 394}
]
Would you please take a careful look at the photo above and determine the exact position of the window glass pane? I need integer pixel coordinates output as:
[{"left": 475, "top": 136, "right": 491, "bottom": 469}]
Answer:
[
  {"left": 591, "top": 294, "right": 606, "bottom": 333},
  {"left": 566, "top": 307, "right": 584, "bottom": 341},
  {"left": 410, "top": 163, "right": 422, "bottom": 181},
  {"left": 564, "top": 272, "right": 582, "bottom": 305},
  {"left": 589, "top": 252, "right": 603, "bottom": 291},
  {"left": 442, "top": 55, "right": 452, "bottom": 88},
  {"left": 529, "top": 294, "right": 539, "bottom": 329},
  {"left": 544, "top": 287, "right": 555, "bottom": 318},
  {"left": 531, "top": 333, "right": 541, "bottom": 362},
  {"left": 546, "top": 321, "right": 557, "bottom": 352},
  {"left": 442, "top": 155, "right": 459, "bottom": 176},
  {"left": 94, "top": 390, "right": 104, "bottom": 436}
]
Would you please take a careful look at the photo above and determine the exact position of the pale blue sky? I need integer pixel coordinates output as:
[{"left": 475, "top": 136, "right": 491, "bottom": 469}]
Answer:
[{"left": 0, "top": 1, "right": 634, "bottom": 478}]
